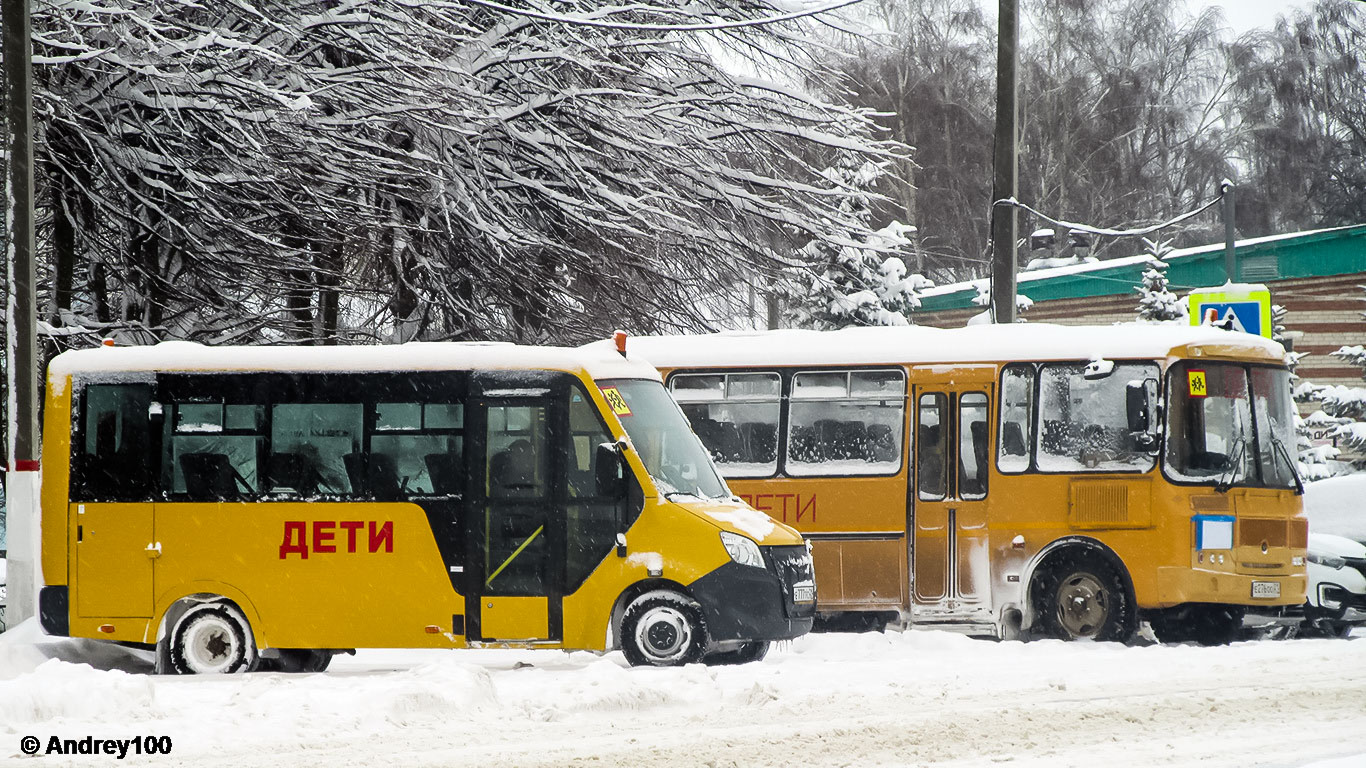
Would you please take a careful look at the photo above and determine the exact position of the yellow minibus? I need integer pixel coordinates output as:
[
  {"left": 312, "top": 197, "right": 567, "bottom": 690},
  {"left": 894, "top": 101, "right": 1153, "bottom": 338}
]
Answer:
[
  {"left": 37, "top": 340, "right": 814, "bottom": 671},
  {"left": 628, "top": 324, "right": 1307, "bottom": 644}
]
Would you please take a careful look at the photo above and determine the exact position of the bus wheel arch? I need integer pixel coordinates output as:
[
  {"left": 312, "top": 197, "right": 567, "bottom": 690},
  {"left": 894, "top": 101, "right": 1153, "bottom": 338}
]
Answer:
[
  {"left": 155, "top": 593, "right": 262, "bottom": 675},
  {"left": 1024, "top": 537, "right": 1137, "bottom": 642},
  {"left": 610, "top": 580, "right": 708, "bottom": 667}
]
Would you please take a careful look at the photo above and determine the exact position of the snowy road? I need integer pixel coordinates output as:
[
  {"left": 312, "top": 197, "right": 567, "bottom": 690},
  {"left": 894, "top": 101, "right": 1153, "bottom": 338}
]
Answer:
[{"left": 3, "top": 623, "right": 1366, "bottom": 767}]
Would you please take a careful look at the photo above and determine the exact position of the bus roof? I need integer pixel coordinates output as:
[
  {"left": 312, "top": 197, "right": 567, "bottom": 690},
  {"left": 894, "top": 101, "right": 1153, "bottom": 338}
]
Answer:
[
  {"left": 617, "top": 323, "right": 1287, "bottom": 370},
  {"left": 48, "top": 340, "right": 662, "bottom": 383}
]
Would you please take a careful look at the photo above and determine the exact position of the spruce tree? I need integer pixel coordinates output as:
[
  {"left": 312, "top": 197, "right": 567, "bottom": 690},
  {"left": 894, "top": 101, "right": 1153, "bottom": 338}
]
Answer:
[{"left": 1134, "top": 238, "right": 1184, "bottom": 323}]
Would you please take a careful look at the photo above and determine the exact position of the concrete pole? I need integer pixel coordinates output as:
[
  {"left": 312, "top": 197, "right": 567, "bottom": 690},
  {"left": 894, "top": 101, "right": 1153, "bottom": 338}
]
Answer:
[
  {"left": 989, "top": 0, "right": 1019, "bottom": 324},
  {"left": 4, "top": 0, "right": 42, "bottom": 624},
  {"left": 1221, "top": 180, "right": 1236, "bottom": 283}
]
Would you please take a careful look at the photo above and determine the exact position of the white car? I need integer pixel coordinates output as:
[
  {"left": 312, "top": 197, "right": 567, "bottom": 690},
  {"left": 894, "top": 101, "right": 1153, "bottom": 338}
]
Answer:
[{"left": 1303, "top": 532, "right": 1366, "bottom": 638}]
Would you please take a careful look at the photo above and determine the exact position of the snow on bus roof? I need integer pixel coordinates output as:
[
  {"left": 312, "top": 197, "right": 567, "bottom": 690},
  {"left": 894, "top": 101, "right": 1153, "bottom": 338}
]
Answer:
[
  {"left": 48, "top": 339, "right": 661, "bottom": 382},
  {"left": 618, "top": 323, "right": 1286, "bottom": 369}
]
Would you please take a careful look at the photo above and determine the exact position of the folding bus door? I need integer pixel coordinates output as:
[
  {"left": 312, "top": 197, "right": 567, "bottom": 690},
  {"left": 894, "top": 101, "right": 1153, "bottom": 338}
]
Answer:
[{"left": 911, "top": 368, "right": 994, "bottom": 613}]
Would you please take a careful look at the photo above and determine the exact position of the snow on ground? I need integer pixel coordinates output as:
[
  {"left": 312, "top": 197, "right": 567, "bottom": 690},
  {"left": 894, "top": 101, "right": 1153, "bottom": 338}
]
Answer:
[{"left": 2, "top": 619, "right": 1365, "bottom": 767}]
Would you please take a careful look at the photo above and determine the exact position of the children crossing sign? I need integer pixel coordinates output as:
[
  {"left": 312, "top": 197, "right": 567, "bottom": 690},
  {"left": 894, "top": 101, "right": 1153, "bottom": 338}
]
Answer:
[{"left": 1188, "top": 284, "right": 1273, "bottom": 338}]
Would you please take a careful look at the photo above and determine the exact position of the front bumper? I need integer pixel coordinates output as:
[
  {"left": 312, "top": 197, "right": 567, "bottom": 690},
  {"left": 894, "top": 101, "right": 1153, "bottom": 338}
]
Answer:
[{"left": 689, "top": 545, "right": 815, "bottom": 643}]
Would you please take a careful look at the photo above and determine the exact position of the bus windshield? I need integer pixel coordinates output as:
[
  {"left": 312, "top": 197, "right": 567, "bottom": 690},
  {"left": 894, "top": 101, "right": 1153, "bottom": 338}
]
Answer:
[
  {"left": 1165, "top": 362, "right": 1297, "bottom": 488},
  {"left": 599, "top": 379, "right": 730, "bottom": 500}
]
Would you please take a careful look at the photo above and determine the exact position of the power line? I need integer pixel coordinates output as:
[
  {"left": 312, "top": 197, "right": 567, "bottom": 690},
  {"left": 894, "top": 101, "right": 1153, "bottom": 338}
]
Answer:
[{"left": 993, "top": 188, "right": 1226, "bottom": 240}]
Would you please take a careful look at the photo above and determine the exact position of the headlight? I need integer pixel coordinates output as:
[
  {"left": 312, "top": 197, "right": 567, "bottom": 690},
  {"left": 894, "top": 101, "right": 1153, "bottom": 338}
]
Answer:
[
  {"left": 1308, "top": 551, "right": 1347, "bottom": 570},
  {"left": 720, "top": 531, "right": 764, "bottom": 568}
]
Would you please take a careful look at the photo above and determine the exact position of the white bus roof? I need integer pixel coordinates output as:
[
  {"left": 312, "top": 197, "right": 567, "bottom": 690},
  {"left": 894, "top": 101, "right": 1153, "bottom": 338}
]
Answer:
[
  {"left": 48, "top": 340, "right": 661, "bottom": 382},
  {"left": 616, "top": 323, "right": 1286, "bottom": 370}
]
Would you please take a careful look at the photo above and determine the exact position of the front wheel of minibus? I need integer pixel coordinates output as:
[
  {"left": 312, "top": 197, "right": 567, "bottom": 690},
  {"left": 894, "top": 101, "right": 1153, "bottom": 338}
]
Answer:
[
  {"left": 168, "top": 603, "right": 258, "bottom": 674},
  {"left": 620, "top": 591, "right": 708, "bottom": 667},
  {"left": 1034, "top": 553, "right": 1134, "bottom": 642}
]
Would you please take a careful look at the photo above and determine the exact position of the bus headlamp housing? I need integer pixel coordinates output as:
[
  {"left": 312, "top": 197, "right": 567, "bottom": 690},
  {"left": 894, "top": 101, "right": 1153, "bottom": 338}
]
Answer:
[{"left": 720, "top": 531, "right": 764, "bottom": 569}]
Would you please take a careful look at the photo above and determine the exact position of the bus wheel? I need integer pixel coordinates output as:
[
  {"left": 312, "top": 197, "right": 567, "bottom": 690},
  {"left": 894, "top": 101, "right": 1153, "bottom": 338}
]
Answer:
[
  {"left": 1035, "top": 554, "right": 1132, "bottom": 642},
  {"left": 169, "top": 604, "right": 257, "bottom": 674},
  {"left": 1151, "top": 605, "right": 1243, "bottom": 646},
  {"left": 621, "top": 592, "right": 707, "bottom": 667},
  {"left": 704, "top": 641, "right": 770, "bottom": 666}
]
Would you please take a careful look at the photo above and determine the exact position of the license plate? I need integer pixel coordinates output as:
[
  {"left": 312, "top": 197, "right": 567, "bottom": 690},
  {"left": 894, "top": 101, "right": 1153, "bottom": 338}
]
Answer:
[
  {"left": 1251, "top": 581, "right": 1281, "bottom": 599},
  {"left": 792, "top": 583, "right": 815, "bottom": 603}
]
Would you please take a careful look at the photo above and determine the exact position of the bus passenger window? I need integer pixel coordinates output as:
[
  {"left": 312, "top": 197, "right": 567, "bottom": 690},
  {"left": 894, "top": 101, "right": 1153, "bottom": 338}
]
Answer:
[
  {"left": 76, "top": 383, "right": 154, "bottom": 501},
  {"left": 917, "top": 393, "right": 947, "bottom": 500},
  {"left": 270, "top": 403, "right": 363, "bottom": 496},
  {"left": 1037, "top": 363, "right": 1159, "bottom": 472},
  {"left": 670, "top": 372, "right": 780, "bottom": 477},
  {"left": 959, "top": 393, "right": 989, "bottom": 499},
  {"left": 369, "top": 402, "right": 464, "bottom": 497},
  {"left": 165, "top": 402, "right": 263, "bottom": 500},
  {"left": 998, "top": 366, "right": 1033, "bottom": 473},
  {"left": 787, "top": 370, "right": 905, "bottom": 477}
]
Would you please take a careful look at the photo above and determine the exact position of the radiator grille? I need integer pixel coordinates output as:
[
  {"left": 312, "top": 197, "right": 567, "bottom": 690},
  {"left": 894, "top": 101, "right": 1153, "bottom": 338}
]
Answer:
[
  {"left": 1237, "top": 518, "right": 1286, "bottom": 549},
  {"left": 1289, "top": 518, "right": 1308, "bottom": 549}
]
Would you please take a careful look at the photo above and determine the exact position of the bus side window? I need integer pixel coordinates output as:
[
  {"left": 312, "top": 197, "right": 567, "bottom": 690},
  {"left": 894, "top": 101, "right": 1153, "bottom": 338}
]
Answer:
[
  {"left": 959, "top": 393, "right": 989, "bottom": 499},
  {"left": 76, "top": 383, "right": 154, "bottom": 501},
  {"left": 370, "top": 402, "right": 464, "bottom": 497},
  {"left": 165, "top": 402, "right": 263, "bottom": 500},
  {"left": 566, "top": 385, "right": 619, "bottom": 591},
  {"left": 998, "top": 365, "right": 1034, "bottom": 473},
  {"left": 270, "top": 403, "right": 363, "bottom": 496},
  {"left": 917, "top": 393, "right": 947, "bottom": 500}
]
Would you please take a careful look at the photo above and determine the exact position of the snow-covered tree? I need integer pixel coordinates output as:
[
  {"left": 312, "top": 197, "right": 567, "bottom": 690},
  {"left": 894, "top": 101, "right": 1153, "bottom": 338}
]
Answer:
[
  {"left": 965, "top": 281, "right": 1032, "bottom": 324},
  {"left": 1134, "top": 238, "right": 1184, "bottom": 322},
  {"left": 781, "top": 159, "right": 932, "bottom": 329},
  {"left": 20, "top": 0, "right": 904, "bottom": 346},
  {"left": 1298, "top": 288, "right": 1366, "bottom": 475}
]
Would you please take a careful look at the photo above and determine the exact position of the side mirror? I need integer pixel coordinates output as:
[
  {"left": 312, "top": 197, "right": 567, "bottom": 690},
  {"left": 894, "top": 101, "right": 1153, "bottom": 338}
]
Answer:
[
  {"left": 595, "top": 442, "right": 625, "bottom": 499},
  {"left": 1126, "top": 380, "right": 1159, "bottom": 452}
]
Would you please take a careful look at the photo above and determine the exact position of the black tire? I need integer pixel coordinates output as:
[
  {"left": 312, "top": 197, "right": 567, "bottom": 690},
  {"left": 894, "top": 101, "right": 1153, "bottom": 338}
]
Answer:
[
  {"left": 704, "top": 641, "right": 771, "bottom": 666},
  {"left": 620, "top": 592, "right": 708, "bottom": 667},
  {"left": 264, "top": 649, "right": 334, "bottom": 673},
  {"left": 169, "top": 604, "right": 257, "bottom": 674},
  {"left": 1034, "top": 552, "right": 1134, "bottom": 642},
  {"left": 1151, "top": 604, "right": 1244, "bottom": 646}
]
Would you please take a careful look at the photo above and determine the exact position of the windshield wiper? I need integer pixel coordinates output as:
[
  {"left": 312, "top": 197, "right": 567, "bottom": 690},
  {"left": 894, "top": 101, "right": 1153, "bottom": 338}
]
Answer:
[
  {"left": 1269, "top": 435, "right": 1305, "bottom": 496},
  {"left": 1215, "top": 433, "right": 1248, "bottom": 494}
]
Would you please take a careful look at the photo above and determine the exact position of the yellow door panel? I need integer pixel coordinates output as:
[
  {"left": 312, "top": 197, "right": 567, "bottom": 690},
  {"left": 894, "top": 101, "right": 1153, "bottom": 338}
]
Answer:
[
  {"left": 75, "top": 503, "right": 154, "bottom": 618},
  {"left": 481, "top": 597, "right": 549, "bottom": 640}
]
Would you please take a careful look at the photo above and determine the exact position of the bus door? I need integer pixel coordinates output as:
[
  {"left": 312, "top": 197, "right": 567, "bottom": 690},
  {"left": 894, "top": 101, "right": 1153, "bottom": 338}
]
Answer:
[
  {"left": 71, "top": 381, "right": 158, "bottom": 619},
  {"left": 911, "top": 370, "right": 993, "bottom": 611},
  {"left": 467, "top": 374, "right": 565, "bottom": 642}
]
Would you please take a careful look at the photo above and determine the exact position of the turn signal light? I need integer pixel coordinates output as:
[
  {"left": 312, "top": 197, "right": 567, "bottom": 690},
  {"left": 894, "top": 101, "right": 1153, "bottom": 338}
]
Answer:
[
  {"left": 98, "top": 624, "right": 116, "bottom": 633},
  {"left": 424, "top": 625, "right": 441, "bottom": 634}
]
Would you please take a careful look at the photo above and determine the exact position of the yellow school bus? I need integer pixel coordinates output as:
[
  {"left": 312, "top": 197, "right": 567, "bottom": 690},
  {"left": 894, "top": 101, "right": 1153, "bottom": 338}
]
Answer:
[
  {"left": 629, "top": 324, "right": 1308, "bottom": 643},
  {"left": 37, "top": 340, "right": 814, "bottom": 672}
]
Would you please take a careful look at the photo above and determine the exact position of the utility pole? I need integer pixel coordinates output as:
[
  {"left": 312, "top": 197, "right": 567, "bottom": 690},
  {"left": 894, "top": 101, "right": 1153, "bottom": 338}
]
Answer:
[
  {"left": 989, "top": 0, "right": 1019, "bottom": 324},
  {"left": 1221, "top": 180, "right": 1236, "bottom": 283},
  {"left": 4, "top": 0, "right": 42, "bottom": 624}
]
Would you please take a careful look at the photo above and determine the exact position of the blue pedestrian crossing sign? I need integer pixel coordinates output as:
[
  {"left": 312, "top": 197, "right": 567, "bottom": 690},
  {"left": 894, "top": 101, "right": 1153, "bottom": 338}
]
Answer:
[{"left": 1187, "top": 285, "right": 1272, "bottom": 338}]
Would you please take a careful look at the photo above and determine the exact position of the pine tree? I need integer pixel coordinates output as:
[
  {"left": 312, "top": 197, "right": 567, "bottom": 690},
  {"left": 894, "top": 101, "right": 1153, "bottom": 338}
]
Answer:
[
  {"left": 782, "top": 159, "right": 932, "bottom": 330},
  {"left": 1134, "top": 238, "right": 1185, "bottom": 322}
]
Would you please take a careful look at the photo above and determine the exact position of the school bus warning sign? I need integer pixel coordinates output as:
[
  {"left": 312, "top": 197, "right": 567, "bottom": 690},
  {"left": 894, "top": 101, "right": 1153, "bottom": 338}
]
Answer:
[
  {"left": 600, "top": 386, "right": 632, "bottom": 416},
  {"left": 1188, "top": 369, "right": 1208, "bottom": 398}
]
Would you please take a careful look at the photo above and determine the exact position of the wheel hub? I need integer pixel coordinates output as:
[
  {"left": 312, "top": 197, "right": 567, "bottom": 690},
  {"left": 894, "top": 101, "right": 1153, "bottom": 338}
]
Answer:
[
  {"left": 1056, "top": 572, "right": 1110, "bottom": 638},
  {"left": 636, "top": 606, "right": 691, "bottom": 661}
]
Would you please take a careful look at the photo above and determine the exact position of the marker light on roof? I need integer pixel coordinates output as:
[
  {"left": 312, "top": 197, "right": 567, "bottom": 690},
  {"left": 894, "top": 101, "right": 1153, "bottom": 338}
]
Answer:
[
  {"left": 614, "top": 330, "right": 627, "bottom": 357},
  {"left": 101, "top": 338, "right": 115, "bottom": 347}
]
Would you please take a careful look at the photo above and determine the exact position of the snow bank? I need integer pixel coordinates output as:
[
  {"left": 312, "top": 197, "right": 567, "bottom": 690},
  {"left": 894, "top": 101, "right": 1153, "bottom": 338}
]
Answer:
[{"left": 1305, "top": 475, "right": 1366, "bottom": 542}]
